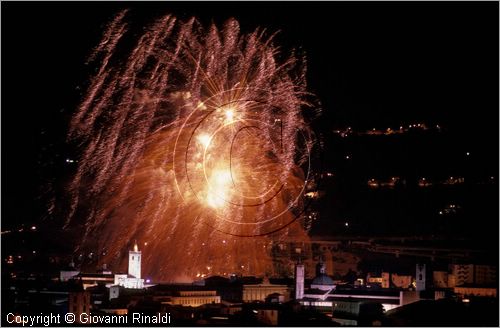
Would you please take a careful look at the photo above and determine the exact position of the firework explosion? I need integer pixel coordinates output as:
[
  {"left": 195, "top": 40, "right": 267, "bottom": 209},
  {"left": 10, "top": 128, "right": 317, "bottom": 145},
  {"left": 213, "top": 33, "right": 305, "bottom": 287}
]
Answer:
[{"left": 66, "top": 11, "right": 316, "bottom": 282}]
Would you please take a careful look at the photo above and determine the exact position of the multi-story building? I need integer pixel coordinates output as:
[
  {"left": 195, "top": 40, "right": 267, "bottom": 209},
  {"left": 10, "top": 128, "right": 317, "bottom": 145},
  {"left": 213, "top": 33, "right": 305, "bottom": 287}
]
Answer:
[
  {"left": 474, "top": 264, "right": 497, "bottom": 285},
  {"left": 243, "top": 277, "right": 290, "bottom": 302},
  {"left": 432, "top": 264, "right": 497, "bottom": 289},
  {"left": 163, "top": 290, "right": 221, "bottom": 307},
  {"left": 449, "top": 264, "right": 474, "bottom": 287},
  {"left": 433, "top": 271, "right": 449, "bottom": 288},
  {"left": 68, "top": 289, "right": 90, "bottom": 323}
]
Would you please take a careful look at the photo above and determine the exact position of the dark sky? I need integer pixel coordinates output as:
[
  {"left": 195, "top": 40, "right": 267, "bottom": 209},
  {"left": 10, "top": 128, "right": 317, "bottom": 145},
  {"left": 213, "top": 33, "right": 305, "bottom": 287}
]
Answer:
[{"left": 2, "top": 2, "right": 498, "bottom": 237}]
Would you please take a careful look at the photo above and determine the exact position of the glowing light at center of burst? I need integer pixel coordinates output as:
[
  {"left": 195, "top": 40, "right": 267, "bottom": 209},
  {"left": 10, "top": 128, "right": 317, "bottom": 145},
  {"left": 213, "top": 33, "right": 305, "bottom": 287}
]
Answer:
[
  {"left": 224, "top": 108, "right": 235, "bottom": 122},
  {"left": 206, "top": 170, "right": 232, "bottom": 208},
  {"left": 196, "top": 134, "right": 212, "bottom": 148}
]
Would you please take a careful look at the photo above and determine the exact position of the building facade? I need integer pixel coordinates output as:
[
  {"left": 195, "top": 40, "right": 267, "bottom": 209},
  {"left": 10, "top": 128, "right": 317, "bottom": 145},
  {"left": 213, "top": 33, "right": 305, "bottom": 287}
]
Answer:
[
  {"left": 163, "top": 290, "right": 221, "bottom": 307},
  {"left": 115, "top": 243, "right": 144, "bottom": 289},
  {"left": 243, "top": 279, "right": 290, "bottom": 302}
]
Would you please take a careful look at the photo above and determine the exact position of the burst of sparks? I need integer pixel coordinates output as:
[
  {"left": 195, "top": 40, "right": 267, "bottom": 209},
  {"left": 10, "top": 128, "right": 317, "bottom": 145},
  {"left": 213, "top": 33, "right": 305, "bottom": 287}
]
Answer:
[{"left": 64, "top": 11, "right": 317, "bottom": 282}]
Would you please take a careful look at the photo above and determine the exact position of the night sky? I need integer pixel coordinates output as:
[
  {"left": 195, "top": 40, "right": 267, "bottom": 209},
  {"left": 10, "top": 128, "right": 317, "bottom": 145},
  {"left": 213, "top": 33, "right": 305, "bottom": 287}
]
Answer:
[{"left": 2, "top": 2, "right": 498, "bottom": 250}]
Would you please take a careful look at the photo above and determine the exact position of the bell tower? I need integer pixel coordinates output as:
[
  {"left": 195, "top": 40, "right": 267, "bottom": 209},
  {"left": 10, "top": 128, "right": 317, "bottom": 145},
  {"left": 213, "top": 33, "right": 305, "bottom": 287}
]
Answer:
[
  {"left": 295, "top": 263, "right": 305, "bottom": 300},
  {"left": 128, "top": 241, "right": 141, "bottom": 279},
  {"left": 416, "top": 263, "right": 426, "bottom": 291}
]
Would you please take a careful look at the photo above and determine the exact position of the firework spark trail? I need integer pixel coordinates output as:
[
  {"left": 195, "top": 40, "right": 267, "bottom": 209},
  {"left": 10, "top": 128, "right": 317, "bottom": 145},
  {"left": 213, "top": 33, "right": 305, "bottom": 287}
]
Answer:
[{"left": 66, "top": 11, "right": 317, "bottom": 281}]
